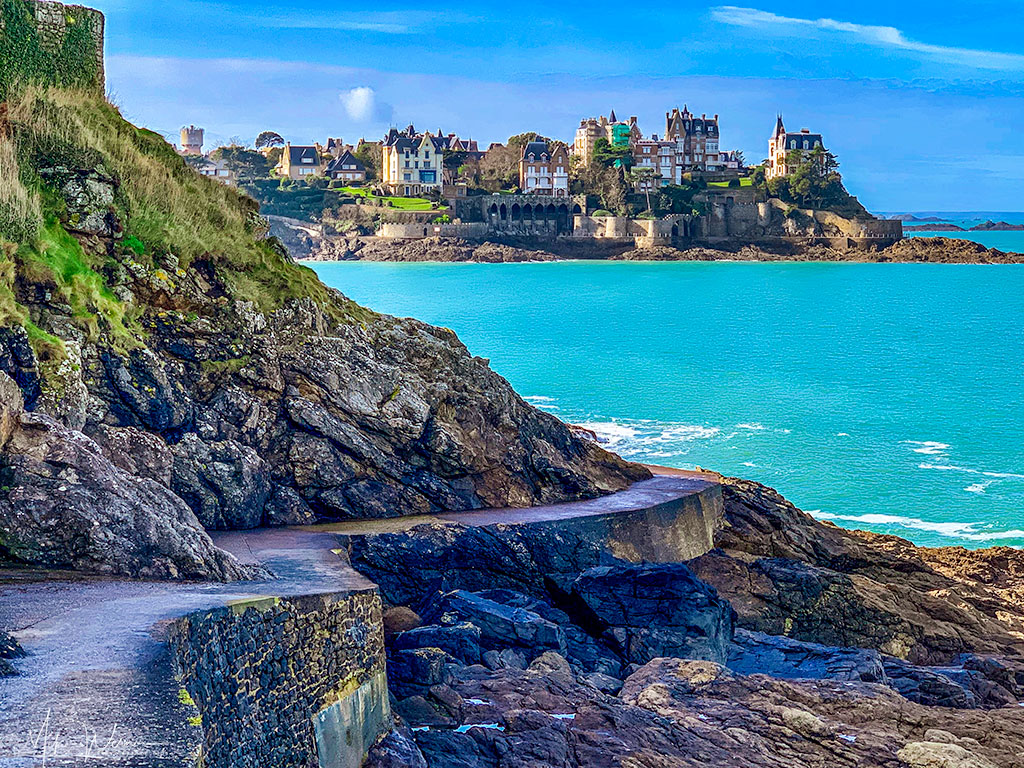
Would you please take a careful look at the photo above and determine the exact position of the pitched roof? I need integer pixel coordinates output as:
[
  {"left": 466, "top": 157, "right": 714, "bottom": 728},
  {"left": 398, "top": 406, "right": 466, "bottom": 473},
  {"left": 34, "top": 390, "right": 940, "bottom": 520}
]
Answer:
[
  {"left": 774, "top": 114, "right": 786, "bottom": 138},
  {"left": 325, "top": 150, "right": 365, "bottom": 174},
  {"left": 287, "top": 145, "right": 320, "bottom": 165}
]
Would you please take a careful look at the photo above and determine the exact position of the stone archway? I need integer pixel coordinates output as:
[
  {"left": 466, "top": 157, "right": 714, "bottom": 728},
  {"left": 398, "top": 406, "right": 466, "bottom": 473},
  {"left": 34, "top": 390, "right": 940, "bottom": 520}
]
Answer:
[
  {"left": 511, "top": 203, "right": 522, "bottom": 222},
  {"left": 499, "top": 203, "right": 507, "bottom": 221}
]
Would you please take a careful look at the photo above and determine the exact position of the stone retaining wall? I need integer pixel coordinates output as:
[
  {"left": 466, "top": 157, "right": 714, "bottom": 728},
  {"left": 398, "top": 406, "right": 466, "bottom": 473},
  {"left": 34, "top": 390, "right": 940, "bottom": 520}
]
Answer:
[{"left": 169, "top": 589, "right": 390, "bottom": 768}]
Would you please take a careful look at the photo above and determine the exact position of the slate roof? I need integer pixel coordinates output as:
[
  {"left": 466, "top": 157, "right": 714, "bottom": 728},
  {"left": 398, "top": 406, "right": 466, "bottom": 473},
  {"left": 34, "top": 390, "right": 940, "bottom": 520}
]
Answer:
[
  {"left": 325, "top": 151, "right": 365, "bottom": 174},
  {"left": 287, "top": 145, "right": 321, "bottom": 166}
]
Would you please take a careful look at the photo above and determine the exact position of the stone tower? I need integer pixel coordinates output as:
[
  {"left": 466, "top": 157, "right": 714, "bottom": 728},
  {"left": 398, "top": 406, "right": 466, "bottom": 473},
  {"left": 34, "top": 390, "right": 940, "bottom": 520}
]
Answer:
[{"left": 180, "top": 125, "right": 204, "bottom": 155}]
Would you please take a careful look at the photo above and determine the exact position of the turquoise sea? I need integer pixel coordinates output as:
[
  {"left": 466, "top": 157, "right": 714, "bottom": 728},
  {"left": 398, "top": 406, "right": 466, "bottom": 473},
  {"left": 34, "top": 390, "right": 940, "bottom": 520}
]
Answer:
[{"left": 311, "top": 260, "right": 1024, "bottom": 549}]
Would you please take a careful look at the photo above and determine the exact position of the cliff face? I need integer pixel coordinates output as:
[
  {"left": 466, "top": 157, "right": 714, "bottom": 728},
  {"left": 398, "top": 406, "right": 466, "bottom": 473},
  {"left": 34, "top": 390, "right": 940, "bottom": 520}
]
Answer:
[{"left": 0, "top": 86, "right": 646, "bottom": 578}]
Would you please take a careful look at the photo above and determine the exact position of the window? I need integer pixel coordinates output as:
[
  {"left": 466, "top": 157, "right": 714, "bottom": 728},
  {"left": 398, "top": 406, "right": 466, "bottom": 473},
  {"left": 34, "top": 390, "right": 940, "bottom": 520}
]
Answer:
[
  {"left": 424, "top": 152, "right": 429, "bottom": 159},
  {"left": 403, "top": 173, "right": 411, "bottom": 181},
  {"left": 405, "top": 161, "right": 410, "bottom": 168}
]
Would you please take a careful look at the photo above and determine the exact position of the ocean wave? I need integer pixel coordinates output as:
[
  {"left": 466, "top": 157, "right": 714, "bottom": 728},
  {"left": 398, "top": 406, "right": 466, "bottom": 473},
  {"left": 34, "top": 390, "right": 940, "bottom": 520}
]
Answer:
[
  {"left": 965, "top": 481, "right": 993, "bottom": 494},
  {"left": 578, "top": 419, "right": 720, "bottom": 455},
  {"left": 523, "top": 395, "right": 556, "bottom": 403},
  {"left": 736, "top": 422, "right": 767, "bottom": 431},
  {"left": 902, "top": 440, "right": 951, "bottom": 456},
  {"left": 810, "top": 510, "right": 1024, "bottom": 541},
  {"left": 919, "top": 463, "right": 1024, "bottom": 480}
]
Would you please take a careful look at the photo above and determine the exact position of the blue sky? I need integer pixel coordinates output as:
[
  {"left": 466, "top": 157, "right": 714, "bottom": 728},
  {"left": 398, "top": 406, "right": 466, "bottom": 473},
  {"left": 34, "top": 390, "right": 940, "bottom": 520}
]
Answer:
[{"left": 99, "top": 1, "right": 1024, "bottom": 211}]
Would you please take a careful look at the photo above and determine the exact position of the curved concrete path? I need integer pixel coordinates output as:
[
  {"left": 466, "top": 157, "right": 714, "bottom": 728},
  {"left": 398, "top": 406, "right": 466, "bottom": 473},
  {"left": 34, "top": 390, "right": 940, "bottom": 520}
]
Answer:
[{"left": 0, "top": 471, "right": 718, "bottom": 767}]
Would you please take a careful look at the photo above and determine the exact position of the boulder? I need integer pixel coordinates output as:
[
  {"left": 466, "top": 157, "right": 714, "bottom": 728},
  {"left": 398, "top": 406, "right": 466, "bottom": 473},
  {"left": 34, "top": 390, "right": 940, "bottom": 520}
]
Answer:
[
  {"left": 37, "top": 166, "right": 122, "bottom": 238},
  {"left": 393, "top": 622, "right": 482, "bottom": 666},
  {"left": 897, "top": 741, "right": 999, "bottom": 768},
  {"left": 728, "top": 629, "right": 886, "bottom": 683},
  {"left": 426, "top": 590, "right": 566, "bottom": 658},
  {"left": 0, "top": 396, "right": 250, "bottom": 580},
  {"left": 388, "top": 647, "right": 457, "bottom": 699},
  {"left": 92, "top": 425, "right": 175, "bottom": 486},
  {"left": 571, "top": 563, "right": 735, "bottom": 664},
  {"left": 882, "top": 657, "right": 977, "bottom": 709},
  {"left": 363, "top": 728, "right": 428, "bottom": 768}
]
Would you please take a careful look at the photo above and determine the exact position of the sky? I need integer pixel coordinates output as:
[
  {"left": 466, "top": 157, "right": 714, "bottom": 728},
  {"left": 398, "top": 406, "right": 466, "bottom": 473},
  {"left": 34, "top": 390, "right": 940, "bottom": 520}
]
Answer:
[{"left": 98, "top": 0, "right": 1024, "bottom": 211}]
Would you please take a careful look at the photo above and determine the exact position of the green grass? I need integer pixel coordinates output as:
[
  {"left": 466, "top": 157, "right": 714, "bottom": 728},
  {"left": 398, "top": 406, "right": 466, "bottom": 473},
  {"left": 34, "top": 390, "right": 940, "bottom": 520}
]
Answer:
[
  {"left": 4, "top": 85, "right": 373, "bottom": 327},
  {"left": 707, "top": 177, "right": 753, "bottom": 188},
  {"left": 336, "top": 186, "right": 446, "bottom": 211}
]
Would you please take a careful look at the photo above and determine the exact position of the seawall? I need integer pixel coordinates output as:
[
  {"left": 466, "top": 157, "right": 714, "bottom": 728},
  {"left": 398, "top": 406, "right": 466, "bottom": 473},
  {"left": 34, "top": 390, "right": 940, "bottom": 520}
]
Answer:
[{"left": 169, "top": 590, "right": 389, "bottom": 768}]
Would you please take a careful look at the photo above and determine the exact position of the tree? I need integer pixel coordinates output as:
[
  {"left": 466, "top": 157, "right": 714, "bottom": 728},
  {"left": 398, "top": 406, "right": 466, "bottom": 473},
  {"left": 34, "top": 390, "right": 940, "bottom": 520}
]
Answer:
[
  {"left": 255, "top": 131, "right": 285, "bottom": 149},
  {"left": 209, "top": 146, "right": 270, "bottom": 183},
  {"left": 765, "top": 147, "right": 848, "bottom": 211},
  {"left": 183, "top": 154, "right": 209, "bottom": 169},
  {"left": 265, "top": 146, "right": 284, "bottom": 168},
  {"left": 591, "top": 138, "right": 633, "bottom": 170},
  {"left": 629, "top": 167, "right": 660, "bottom": 212},
  {"left": 572, "top": 161, "right": 629, "bottom": 215},
  {"left": 480, "top": 143, "right": 519, "bottom": 191},
  {"left": 732, "top": 150, "right": 746, "bottom": 167},
  {"left": 442, "top": 149, "right": 467, "bottom": 185},
  {"left": 354, "top": 141, "right": 380, "bottom": 181}
]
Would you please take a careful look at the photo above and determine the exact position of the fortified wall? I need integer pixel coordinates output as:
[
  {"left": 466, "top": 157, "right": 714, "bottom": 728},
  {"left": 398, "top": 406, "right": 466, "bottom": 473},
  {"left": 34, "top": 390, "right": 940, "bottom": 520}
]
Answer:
[
  {"left": 169, "top": 589, "right": 390, "bottom": 768},
  {"left": 0, "top": 0, "right": 106, "bottom": 97}
]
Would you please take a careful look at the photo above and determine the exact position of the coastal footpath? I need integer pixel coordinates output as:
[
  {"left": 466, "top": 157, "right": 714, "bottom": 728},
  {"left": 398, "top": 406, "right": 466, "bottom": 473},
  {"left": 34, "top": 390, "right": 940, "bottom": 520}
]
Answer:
[{"left": 5, "top": 4, "right": 1024, "bottom": 767}]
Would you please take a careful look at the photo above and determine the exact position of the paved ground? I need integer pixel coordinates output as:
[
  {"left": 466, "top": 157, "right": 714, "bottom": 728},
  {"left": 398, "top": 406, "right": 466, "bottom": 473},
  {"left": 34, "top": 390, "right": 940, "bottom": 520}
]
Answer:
[{"left": 0, "top": 471, "right": 716, "bottom": 766}]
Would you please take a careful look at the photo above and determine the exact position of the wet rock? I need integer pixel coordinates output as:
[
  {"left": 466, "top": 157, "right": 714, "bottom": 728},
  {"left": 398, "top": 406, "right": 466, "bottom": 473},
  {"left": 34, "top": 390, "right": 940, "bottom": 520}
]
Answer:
[
  {"left": 571, "top": 562, "right": 735, "bottom": 664},
  {"left": 882, "top": 657, "right": 977, "bottom": 709},
  {"left": 729, "top": 628, "right": 886, "bottom": 683},
  {"left": 394, "top": 623, "right": 482, "bottom": 666},
  {"left": 263, "top": 485, "right": 316, "bottom": 526},
  {"left": 0, "top": 630, "right": 25, "bottom": 660}
]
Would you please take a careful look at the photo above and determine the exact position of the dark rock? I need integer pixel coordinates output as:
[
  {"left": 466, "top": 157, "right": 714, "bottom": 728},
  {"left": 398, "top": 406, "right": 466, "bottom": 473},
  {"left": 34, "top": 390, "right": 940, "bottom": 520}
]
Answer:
[
  {"left": 0, "top": 326, "right": 41, "bottom": 410},
  {"left": 0, "top": 373, "right": 249, "bottom": 580},
  {"left": 263, "top": 485, "right": 315, "bottom": 526},
  {"left": 0, "top": 630, "right": 25, "bottom": 659},
  {"left": 571, "top": 562, "right": 734, "bottom": 665},
  {"left": 882, "top": 657, "right": 976, "bottom": 709},
  {"left": 383, "top": 606, "right": 422, "bottom": 637},
  {"left": 99, "top": 347, "right": 193, "bottom": 432},
  {"left": 728, "top": 628, "right": 886, "bottom": 683},
  {"left": 425, "top": 590, "right": 566, "bottom": 658},
  {"left": 394, "top": 623, "right": 482, "bottom": 665},
  {"left": 364, "top": 727, "right": 428, "bottom": 768},
  {"left": 0, "top": 658, "right": 17, "bottom": 677},
  {"left": 388, "top": 647, "right": 457, "bottom": 699},
  {"left": 527, "top": 651, "right": 572, "bottom": 676},
  {"left": 170, "top": 433, "right": 271, "bottom": 529},
  {"left": 394, "top": 695, "right": 452, "bottom": 728},
  {"left": 583, "top": 672, "right": 623, "bottom": 695}
]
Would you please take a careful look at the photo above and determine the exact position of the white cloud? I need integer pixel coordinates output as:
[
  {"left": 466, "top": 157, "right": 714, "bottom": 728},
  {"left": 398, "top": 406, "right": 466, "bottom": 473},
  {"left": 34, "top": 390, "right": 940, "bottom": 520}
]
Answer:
[
  {"left": 340, "top": 86, "right": 393, "bottom": 123},
  {"left": 711, "top": 6, "right": 1024, "bottom": 71}
]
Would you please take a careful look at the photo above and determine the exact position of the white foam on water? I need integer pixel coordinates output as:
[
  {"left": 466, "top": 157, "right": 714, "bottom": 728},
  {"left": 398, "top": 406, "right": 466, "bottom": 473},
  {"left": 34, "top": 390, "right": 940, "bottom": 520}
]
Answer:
[
  {"left": 523, "top": 395, "right": 556, "bottom": 403},
  {"left": 919, "top": 463, "right": 1024, "bottom": 480},
  {"left": 902, "top": 440, "right": 951, "bottom": 456},
  {"left": 965, "top": 481, "right": 993, "bottom": 494},
  {"left": 836, "top": 432, "right": 850, "bottom": 437},
  {"left": 742, "top": 461, "right": 757, "bottom": 467},
  {"left": 579, "top": 419, "right": 720, "bottom": 456},
  {"left": 810, "top": 510, "right": 1024, "bottom": 542},
  {"left": 736, "top": 422, "right": 767, "bottom": 430}
]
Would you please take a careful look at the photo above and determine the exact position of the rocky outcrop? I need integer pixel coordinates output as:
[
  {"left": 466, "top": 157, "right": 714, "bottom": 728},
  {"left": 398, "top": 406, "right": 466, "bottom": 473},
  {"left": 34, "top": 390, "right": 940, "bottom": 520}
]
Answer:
[
  {"left": 0, "top": 372, "right": 250, "bottom": 580},
  {"left": 570, "top": 563, "right": 734, "bottom": 665}
]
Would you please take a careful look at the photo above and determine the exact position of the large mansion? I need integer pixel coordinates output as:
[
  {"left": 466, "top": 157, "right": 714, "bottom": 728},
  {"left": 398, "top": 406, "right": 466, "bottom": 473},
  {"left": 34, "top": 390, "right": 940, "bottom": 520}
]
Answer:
[
  {"left": 380, "top": 125, "right": 445, "bottom": 196},
  {"left": 767, "top": 116, "right": 825, "bottom": 180},
  {"left": 519, "top": 140, "right": 569, "bottom": 196}
]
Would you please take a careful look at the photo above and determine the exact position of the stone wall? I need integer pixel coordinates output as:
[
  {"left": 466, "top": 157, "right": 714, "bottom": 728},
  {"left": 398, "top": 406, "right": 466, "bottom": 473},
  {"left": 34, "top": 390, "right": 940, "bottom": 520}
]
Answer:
[
  {"left": 0, "top": 0, "right": 105, "bottom": 96},
  {"left": 169, "top": 589, "right": 390, "bottom": 768},
  {"left": 379, "top": 221, "right": 489, "bottom": 239}
]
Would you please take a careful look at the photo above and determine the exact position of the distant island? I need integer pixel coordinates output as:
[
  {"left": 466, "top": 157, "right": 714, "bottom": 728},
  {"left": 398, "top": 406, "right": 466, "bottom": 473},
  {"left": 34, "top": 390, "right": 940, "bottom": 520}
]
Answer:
[{"left": 902, "top": 220, "right": 1024, "bottom": 233}]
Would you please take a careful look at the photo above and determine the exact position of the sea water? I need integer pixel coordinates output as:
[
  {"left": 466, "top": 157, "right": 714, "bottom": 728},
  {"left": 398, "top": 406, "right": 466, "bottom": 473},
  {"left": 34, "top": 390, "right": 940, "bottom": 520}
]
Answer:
[{"left": 311, "top": 260, "right": 1024, "bottom": 549}]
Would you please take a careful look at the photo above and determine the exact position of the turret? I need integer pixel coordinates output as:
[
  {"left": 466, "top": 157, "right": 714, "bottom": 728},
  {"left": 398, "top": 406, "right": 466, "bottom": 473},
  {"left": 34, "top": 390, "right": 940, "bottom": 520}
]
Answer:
[{"left": 180, "top": 125, "right": 204, "bottom": 155}]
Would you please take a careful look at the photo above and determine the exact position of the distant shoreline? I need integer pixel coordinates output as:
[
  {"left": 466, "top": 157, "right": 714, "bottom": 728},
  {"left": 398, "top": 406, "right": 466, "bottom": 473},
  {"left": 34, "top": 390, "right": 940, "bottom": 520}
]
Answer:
[{"left": 295, "top": 235, "right": 1024, "bottom": 266}]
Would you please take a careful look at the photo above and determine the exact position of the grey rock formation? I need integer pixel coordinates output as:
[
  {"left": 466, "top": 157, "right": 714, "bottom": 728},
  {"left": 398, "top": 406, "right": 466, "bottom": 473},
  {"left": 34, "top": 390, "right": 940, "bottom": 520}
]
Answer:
[
  {"left": 729, "top": 628, "right": 886, "bottom": 683},
  {"left": 570, "top": 562, "right": 735, "bottom": 665},
  {"left": 0, "top": 373, "right": 249, "bottom": 580}
]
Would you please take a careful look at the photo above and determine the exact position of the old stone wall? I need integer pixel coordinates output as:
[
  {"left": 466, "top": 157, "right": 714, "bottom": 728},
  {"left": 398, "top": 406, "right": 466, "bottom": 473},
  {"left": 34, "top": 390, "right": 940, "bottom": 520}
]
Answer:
[
  {"left": 169, "top": 590, "right": 390, "bottom": 768},
  {"left": 0, "top": 0, "right": 105, "bottom": 97}
]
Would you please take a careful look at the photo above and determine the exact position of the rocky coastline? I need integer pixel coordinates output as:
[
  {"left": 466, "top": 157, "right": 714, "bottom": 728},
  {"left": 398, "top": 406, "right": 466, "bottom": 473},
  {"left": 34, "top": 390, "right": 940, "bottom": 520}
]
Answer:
[{"left": 293, "top": 233, "right": 1024, "bottom": 265}]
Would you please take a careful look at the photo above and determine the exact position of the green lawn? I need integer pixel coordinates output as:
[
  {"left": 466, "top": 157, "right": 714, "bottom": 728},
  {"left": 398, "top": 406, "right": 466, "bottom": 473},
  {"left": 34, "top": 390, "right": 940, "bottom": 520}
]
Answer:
[
  {"left": 336, "top": 186, "right": 445, "bottom": 211},
  {"left": 707, "top": 177, "right": 753, "bottom": 188}
]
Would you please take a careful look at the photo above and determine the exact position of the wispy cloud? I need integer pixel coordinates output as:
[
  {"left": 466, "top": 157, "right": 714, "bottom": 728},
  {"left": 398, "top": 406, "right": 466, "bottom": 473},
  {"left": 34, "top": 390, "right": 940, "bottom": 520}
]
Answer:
[
  {"left": 711, "top": 6, "right": 1024, "bottom": 71},
  {"left": 254, "top": 16, "right": 412, "bottom": 33}
]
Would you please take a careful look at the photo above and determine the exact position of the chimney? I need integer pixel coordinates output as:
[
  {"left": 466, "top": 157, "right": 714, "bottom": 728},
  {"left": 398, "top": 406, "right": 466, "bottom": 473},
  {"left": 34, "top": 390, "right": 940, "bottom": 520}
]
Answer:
[{"left": 714, "top": 114, "right": 718, "bottom": 121}]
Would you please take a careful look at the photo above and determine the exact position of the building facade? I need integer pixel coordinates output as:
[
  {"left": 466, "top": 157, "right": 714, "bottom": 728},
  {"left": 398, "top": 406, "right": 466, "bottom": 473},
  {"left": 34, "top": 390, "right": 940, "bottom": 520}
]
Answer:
[
  {"left": 325, "top": 150, "right": 366, "bottom": 182},
  {"left": 381, "top": 125, "right": 444, "bottom": 196},
  {"left": 767, "top": 116, "right": 825, "bottom": 180},
  {"left": 664, "top": 107, "right": 722, "bottom": 174},
  {"left": 573, "top": 110, "right": 640, "bottom": 165},
  {"left": 195, "top": 156, "right": 236, "bottom": 186},
  {"left": 277, "top": 144, "right": 325, "bottom": 180},
  {"left": 519, "top": 140, "right": 569, "bottom": 196}
]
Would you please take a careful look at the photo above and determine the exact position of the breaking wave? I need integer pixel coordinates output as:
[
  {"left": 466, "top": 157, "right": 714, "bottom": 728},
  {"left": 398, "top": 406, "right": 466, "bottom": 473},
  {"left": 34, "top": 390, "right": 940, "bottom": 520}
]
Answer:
[{"left": 810, "top": 510, "right": 1024, "bottom": 542}]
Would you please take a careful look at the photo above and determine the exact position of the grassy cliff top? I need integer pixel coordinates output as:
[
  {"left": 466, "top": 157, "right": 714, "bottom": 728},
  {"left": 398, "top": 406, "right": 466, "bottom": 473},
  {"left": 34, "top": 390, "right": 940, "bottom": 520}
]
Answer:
[{"left": 0, "top": 85, "right": 367, "bottom": 357}]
